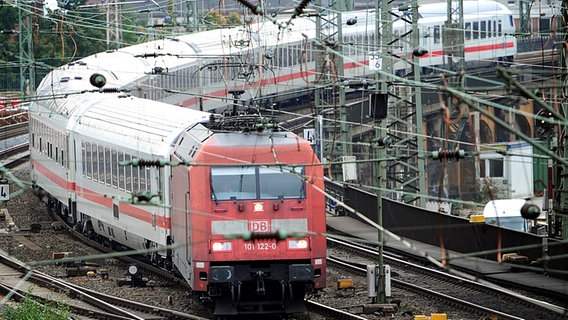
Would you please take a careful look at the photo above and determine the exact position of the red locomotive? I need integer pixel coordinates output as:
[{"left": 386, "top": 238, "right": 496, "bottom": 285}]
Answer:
[{"left": 170, "top": 125, "right": 326, "bottom": 315}]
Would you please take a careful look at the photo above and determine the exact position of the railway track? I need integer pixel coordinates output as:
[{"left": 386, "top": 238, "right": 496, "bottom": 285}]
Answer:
[
  {"left": 53, "top": 209, "right": 368, "bottom": 320},
  {"left": 0, "top": 121, "right": 29, "bottom": 167},
  {"left": 327, "top": 237, "right": 567, "bottom": 320},
  {"left": 0, "top": 250, "right": 207, "bottom": 320},
  {"left": 0, "top": 122, "right": 28, "bottom": 140}
]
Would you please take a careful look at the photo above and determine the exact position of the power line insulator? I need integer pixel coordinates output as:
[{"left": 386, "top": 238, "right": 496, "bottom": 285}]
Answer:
[
  {"left": 89, "top": 73, "right": 106, "bottom": 88},
  {"left": 412, "top": 46, "right": 428, "bottom": 57},
  {"left": 292, "top": 0, "right": 312, "bottom": 17},
  {"left": 431, "top": 149, "right": 465, "bottom": 161},
  {"left": 235, "top": 0, "right": 263, "bottom": 15},
  {"left": 376, "top": 136, "right": 391, "bottom": 147},
  {"left": 520, "top": 203, "right": 540, "bottom": 220}
]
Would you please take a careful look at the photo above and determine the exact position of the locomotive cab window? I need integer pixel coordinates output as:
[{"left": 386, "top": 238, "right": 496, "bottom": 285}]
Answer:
[
  {"left": 259, "top": 166, "right": 305, "bottom": 200},
  {"left": 211, "top": 166, "right": 257, "bottom": 201},
  {"left": 210, "top": 166, "right": 305, "bottom": 201}
]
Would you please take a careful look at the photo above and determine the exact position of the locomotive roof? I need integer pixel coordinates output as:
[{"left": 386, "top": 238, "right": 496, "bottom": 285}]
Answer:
[{"left": 206, "top": 131, "right": 306, "bottom": 147}]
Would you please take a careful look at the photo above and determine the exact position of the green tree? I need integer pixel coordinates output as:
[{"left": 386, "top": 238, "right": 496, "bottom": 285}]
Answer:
[{"left": 203, "top": 9, "right": 242, "bottom": 29}]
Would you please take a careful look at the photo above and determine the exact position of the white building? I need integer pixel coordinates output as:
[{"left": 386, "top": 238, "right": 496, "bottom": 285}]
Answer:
[{"left": 479, "top": 141, "right": 534, "bottom": 199}]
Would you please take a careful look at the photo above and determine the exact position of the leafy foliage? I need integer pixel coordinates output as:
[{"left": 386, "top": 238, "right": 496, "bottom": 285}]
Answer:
[
  {"left": 0, "top": 0, "right": 142, "bottom": 91},
  {"left": 1, "top": 291, "right": 70, "bottom": 320},
  {"left": 203, "top": 9, "right": 242, "bottom": 29}
]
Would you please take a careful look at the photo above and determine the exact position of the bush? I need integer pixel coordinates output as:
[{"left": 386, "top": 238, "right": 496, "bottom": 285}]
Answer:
[{"left": 1, "top": 291, "right": 70, "bottom": 320}]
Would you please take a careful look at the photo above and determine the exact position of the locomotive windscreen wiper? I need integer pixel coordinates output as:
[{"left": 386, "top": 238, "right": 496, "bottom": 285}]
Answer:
[{"left": 211, "top": 181, "right": 218, "bottom": 204}]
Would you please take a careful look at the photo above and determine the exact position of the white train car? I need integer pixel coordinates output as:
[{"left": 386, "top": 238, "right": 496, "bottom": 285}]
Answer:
[
  {"left": 30, "top": 74, "right": 211, "bottom": 254},
  {"left": 42, "top": 0, "right": 516, "bottom": 113},
  {"left": 401, "top": 0, "right": 517, "bottom": 72}
]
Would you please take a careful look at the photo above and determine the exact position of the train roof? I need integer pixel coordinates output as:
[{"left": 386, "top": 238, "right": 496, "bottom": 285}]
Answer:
[
  {"left": 419, "top": 0, "right": 511, "bottom": 18},
  {"left": 37, "top": 0, "right": 510, "bottom": 94},
  {"left": 69, "top": 93, "right": 211, "bottom": 155}
]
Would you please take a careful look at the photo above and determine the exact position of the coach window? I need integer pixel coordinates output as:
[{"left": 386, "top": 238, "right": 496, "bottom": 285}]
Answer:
[
  {"left": 433, "top": 25, "right": 441, "bottom": 44},
  {"left": 464, "top": 22, "right": 471, "bottom": 40},
  {"left": 104, "top": 147, "right": 111, "bottom": 186},
  {"left": 135, "top": 167, "right": 143, "bottom": 192},
  {"left": 137, "top": 167, "right": 150, "bottom": 191},
  {"left": 132, "top": 163, "right": 140, "bottom": 192},
  {"left": 498, "top": 20, "right": 502, "bottom": 36},
  {"left": 259, "top": 166, "right": 305, "bottom": 200},
  {"left": 111, "top": 148, "right": 118, "bottom": 188},
  {"left": 473, "top": 21, "right": 479, "bottom": 39},
  {"left": 84, "top": 142, "right": 91, "bottom": 179},
  {"left": 118, "top": 152, "right": 126, "bottom": 190},
  {"left": 81, "top": 142, "right": 86, "bottom": 177},
  {"left": 125, "top": 153, "right": 133, "bottom": 192},
  {"left": 98, "top": 145, "right": 104, "bottom": 183},
  {"left": 31, "top": 122, "right": 35, "bottom": 147},
  {"left": 89, "top": 143, "right": 95, "bottom": 179},
  {"left": 480, "top": 21, "right": 486, "bottom": 39}
]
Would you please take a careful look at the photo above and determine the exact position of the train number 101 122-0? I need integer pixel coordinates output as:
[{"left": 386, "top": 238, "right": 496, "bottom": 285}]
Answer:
[{"left": 244, "top": 242, "right": 277, "bottom": 250}]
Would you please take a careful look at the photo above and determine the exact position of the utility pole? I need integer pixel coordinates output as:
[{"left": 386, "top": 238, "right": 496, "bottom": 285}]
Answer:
[
  {"left": 384, "top": 0, "right": 426, "bottom": 204},
  {"left": 518, "top": 0, "right": 532, "bottom": 38},
  {"left": 550, "top": 0, "right": 568, "bottom": 241},
  {"left": 186, "top": 0, "right": 199, "bottom": 32},
  {"left": 370, "top": 0, "right": 425, "bottom": 301},
  {"left": 439, "top": 0, "right": 466, "bottom": 198},
  {"left": 18, "top": 0, "right": 38, "bottom": 99},
  {"left": 81, "top": 0, "right": 150, "bottom": 50},
  {"left": 444, "top": 0, "right": 464, "bottom": 70},
  {"left": 106, "top": 0, "right": 122, "bottom": 50},
  {"left": 370, "top": 0, "right": 394, "bottom": 304},
  {"left": 314, "top": 0, "right": 351, "bottom": 181}
]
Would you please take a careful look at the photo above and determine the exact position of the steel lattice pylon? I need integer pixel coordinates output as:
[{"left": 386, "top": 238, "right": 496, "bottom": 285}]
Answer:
[
  {"left": 376, "top": 0, "right": 426, "bottom": 205},
  {"left": 18, "top": 1, "right": 37, "bottom": 99},
  {"left": 106, "top": 0, "right": 122, "bottom": 50},
  {"left": 314, "top": 0, "right": 351, "bottom": 181},
  {"left": 550, "top": 0, "right": 568, "bottom": 240}
]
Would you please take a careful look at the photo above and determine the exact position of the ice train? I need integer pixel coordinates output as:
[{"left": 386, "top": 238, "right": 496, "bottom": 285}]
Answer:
[{"left": 46, "top": 0, "right": 516, "bottom": 112}]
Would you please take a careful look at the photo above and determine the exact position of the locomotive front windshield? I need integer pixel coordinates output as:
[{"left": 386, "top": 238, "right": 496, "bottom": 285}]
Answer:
[{"left": 211, "top": 166, "right": 305, "bottom": 201}]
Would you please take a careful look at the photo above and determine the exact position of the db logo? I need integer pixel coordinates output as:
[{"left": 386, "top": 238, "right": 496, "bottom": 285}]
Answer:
[{"left": 249, "top": 220, "right": 270, "bottom": 232}]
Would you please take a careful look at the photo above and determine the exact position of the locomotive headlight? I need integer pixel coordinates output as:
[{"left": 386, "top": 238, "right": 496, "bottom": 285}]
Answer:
[
  {"left": 211, "top": 241, "right": 232, "bottom": 252},
  {"left": 287, "top": 238, "right": 309, "bottom": 250}
]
